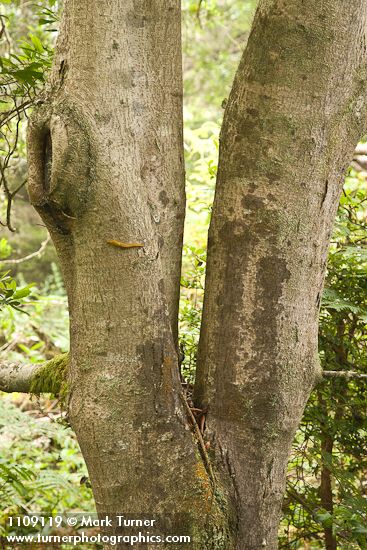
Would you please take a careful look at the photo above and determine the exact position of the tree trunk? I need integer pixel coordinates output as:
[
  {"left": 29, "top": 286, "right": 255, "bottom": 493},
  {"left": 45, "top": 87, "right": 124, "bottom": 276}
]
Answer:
[
  {"left": 194, "top": 1, "right": 367, "bottom": 548},
  {"left": 27, "top": 1, "right": 234, "bottom": 547},
  {"left": 25, "top": 0, "right": 367, "bottom": 549}
]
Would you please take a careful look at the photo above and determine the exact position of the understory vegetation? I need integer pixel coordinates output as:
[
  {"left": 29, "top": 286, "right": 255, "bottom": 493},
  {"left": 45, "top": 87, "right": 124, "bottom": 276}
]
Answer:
[{"left": 0, "top": 1, "right": 366, "bottom": 548}]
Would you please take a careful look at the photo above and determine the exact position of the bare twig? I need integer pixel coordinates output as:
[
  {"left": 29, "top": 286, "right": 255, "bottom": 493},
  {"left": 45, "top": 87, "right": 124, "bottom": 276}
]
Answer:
[
  {"left": 179, "top": 391, "right": 216, "bottom": 489},
  {"left": 0, "top": 100, "right": 32, "bottom": 127},
  {"left": 0, "top": 234, "right": 51, "bottom": 264},
  {"left": 0, "top": 102, "right": 24, "bottom": 231},
  {"left": 196, "top": 0, "right": 204, "bottom": 27},
  {"left": 0, "top": 13, "right": 11, "bottom": 53},
  {"left": 323, "top": 370, "right": 367, "bottom": 380}
]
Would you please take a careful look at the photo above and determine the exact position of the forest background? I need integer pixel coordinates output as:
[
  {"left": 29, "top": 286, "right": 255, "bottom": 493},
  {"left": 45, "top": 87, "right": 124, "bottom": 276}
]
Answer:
[{"left": 0, "top": 1, "right": 366, "bottom": 548}]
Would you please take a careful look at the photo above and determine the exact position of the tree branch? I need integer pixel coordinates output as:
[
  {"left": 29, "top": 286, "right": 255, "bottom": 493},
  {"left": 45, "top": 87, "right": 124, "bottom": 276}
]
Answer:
[
  {"left": 0, "top": 234, "right": 51, "bottom": 265},
  {"left": 323, "top": 370, "right": 367, "bottom": 380},
  {"left": 0, "top": 353, "right": 68, "bottom": 394},
  {"left": 0, "top": 361, "right": 43, "bottom": 392}
]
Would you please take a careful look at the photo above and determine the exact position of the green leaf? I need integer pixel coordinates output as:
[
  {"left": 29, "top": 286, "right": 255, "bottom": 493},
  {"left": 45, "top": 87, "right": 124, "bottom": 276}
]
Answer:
[
  {"left": 29, "top": 34, "right": 44, "bottom": 53},
  {"left": 13, "top": 287, "right": 32, "bottom": 300}
]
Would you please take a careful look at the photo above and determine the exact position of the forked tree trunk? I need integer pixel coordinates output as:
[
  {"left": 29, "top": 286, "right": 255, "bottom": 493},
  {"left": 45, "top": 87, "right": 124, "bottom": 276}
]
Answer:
[{"left": 26, "top": 0, "right": 367, "bottom": 548}]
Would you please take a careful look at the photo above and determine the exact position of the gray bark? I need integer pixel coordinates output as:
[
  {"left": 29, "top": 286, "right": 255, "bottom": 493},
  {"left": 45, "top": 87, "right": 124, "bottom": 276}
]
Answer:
[
  {"left": 0, "top": 353, "right": 68, "bottom": 394},
  {"left": 25, "top": 0, "right": 367, "bottom": 549},
  {"left": 0, "top": 362, "right": 41, "bottom": 393},
  {"left": 194, "top": 1, "right": 367, "bottom": 548}
]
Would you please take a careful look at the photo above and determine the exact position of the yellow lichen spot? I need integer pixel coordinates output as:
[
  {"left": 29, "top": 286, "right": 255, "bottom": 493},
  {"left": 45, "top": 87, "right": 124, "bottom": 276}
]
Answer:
[{"left": 194, "top": 461, "right": 214, "bottom": 514}]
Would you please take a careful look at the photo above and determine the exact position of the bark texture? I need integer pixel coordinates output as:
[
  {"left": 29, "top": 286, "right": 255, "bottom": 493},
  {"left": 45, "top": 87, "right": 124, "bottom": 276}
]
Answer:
[
  {"left": 25, "top": 0, "right": 367, "bottom": 549},
  {"left": 194, "top": 1, "right": 367, "bottom": 548},
  {"left": 0, "top": 353, "right": 67, "bottom": 394},
  {"left": 0, "top": 362, "right": 41, "bottom": 393},
  {"left": 28, "top": 1, "right": 233, "bottom": 547}
]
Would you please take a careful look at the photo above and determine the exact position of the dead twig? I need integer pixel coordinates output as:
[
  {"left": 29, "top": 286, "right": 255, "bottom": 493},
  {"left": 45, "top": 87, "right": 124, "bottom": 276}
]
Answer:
[
  {"left": 179, "top": 391, "right": 216, "bottom": 490},
  {"left": 323, "top": 370, "right": 367, "bottom": 380},
  {"left": 0, "top": 234, "right": 51, "bottom": 264}
]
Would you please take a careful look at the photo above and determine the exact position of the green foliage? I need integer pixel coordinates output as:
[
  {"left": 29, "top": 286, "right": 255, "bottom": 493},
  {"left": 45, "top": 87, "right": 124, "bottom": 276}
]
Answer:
[
  {"left": 184, "top": 122, "right": 219, "bottom": 245},
  {"left": 281, "top": 170, "right": 367, "bottom": 549},
  {"left": 38, "top": 5, "right": 59, "bottom": 29},
  {"left": 180, "top": 245, "right": 206, "bottom": 383},
  {"left": 0, "top": 397, "right": 94, "bottom": 538},
  {"left": 182, "top": 0, "right": 257, "bottom": 123},
  {"left": 0, "top": 271, "right": 33, "bottom": 313},
  {"left": 0, "top": 460, "right": 35, "bottom": 499},
  {"left": 0, "top": 1, "right": 57, "bottom": 98},
  {"left": 0, "top": 34, "right": 52, "bottom": 93},
  {"left": 0, "top": 265, "right": 69, "bottom": 365},
  {"left": 0, "top": 238, "right": 12, "bottom": 259},
  {"left": 0, "top": 0, "right": 58, "bottom": 231},
  {"left": 0, "top": 269, "right": 82, "bottom": 539}
]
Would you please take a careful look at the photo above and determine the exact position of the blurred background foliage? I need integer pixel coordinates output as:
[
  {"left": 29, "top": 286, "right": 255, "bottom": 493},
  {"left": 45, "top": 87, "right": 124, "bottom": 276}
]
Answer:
[{"left": 0, "top": 0, "right": 366, "bottom": 548}]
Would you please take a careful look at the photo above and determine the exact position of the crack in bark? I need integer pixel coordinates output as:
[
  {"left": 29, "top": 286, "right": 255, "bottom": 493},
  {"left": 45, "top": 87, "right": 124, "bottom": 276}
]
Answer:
[
  {"left": 320, "top": 179, "right": 329, "bottom": 209},
  {"left": 218, "top": 440, "right": 241, "bottom": 539}
]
